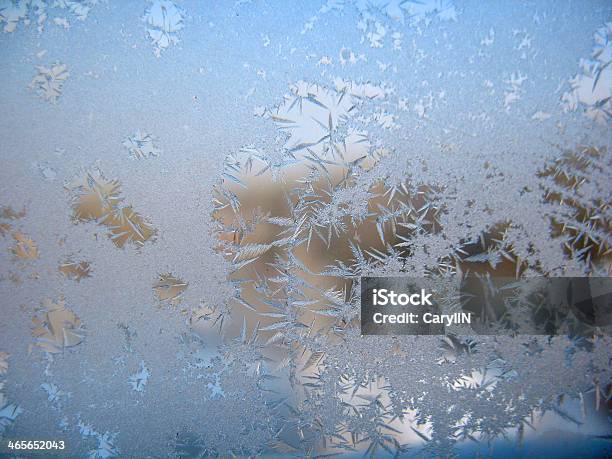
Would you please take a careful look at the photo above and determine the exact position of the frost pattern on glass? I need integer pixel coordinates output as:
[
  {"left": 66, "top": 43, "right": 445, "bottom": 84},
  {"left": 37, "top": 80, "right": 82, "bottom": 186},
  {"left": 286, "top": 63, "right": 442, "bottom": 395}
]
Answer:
[
  {"left": 0, "top": 1, "right": 610, "bottom": 458},
  {"left": 153, "top": 273, "right": 188, "bottom": 305},
  {"left": 30, "top": 297, "right": 85, "bottom": 355},
  {"left": 58, "top": 259, "right": 92, "bottom": 281},
  {"left": 0, "top": 353, "right": 22, "bottom": 435},
  {"left": 562, "top": 23, "right": 612, "bottom": 123},
  {"left": 0, "top": 0, "right": 99, "bottom": 33},
  {"left": 210, "top": 77, "right": 611, "bottom": 455},
  {"left": 122, "top": 131, "right": 161, "bottom": 160},
  {"left": 143, "top": 0, "right": 184, "bottom": 57},
  {"left": 66, "top": 169, "right": 156, "bottom": 248},
  {"left": 29, "top": 62, "right": 69, "bottom": 103}
]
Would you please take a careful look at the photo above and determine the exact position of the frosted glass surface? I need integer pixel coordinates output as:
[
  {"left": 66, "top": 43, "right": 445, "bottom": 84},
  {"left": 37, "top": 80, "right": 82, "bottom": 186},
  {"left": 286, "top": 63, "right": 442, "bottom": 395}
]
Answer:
[{"left": 0, "top": 1, "right": 610, "bottom": 457}]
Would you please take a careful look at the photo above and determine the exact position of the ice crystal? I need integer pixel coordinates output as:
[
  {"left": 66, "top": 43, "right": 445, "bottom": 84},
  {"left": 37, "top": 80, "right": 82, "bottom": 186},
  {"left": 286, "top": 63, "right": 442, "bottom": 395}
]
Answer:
[
  {"left": 0, "top": 353, "right": 8, "bottom": 375},
  {"left": 74, "top": 419, "right": 121, "bottom": 458},
  {"left": 0, "top": 388, "right": 22, "bottom": 435},
  {"left": 128, "top": 361, "right": 150, "bottom": 392},
  {"left": 122, "top": 131, "right": 161, "bottom": 159},
  {"left": 29, "top": 63, "right": 69, "bottom": 103},
  {"left": 67, "top": 169, "right": 156, "bottom": 248},
  {"left": 54, "top": 0, "right": 98, "bottom": 22},
  {"left": 153, "top": 273, "right": 188, "bottom": 304},
  {"left": 89, "top": 432, "right": 119, "bottom": 458},
  {"left": 503, "top": 71, "right": 527, "bottom": 110},
  {"left": 104, "top": 206, "right": 156, "bottom": 248},
  {"left": 0, "top": 353, "right": 22, "bottom": 435},
  {"left": 562, "top": 23, "right": 612, "bottom": 124},
  {"left": 0, "top": 0, "right": 99, "bottom": 32},
  {"left": 10, "top": 231, "right": 38, "bottom": 260},
  {"left": 305, "top": 0, "right": 457, "bottom": 49},
  {"left": 143, "top": 0, "right": 184, "bottom": 57},
  {"left": 31, "top": 296, "right": 85, "bottom": 354},
  {"left": 0, "top": 0, "right": 28, "bottom": 33},
  {"left": 211, "top": 78, "right": 612, "bottom": 456},
  {"left": 41, "top": 382, "right": 63, "bottom": 403},
  {"left": 59, "top": 259, "right": 92, "bottom": 281},
  {"left": 539, "top": 146, "right": 611, "bottom": 268},
  {"left": 1, "top": 207, "right": 32, "bottom": 265}
]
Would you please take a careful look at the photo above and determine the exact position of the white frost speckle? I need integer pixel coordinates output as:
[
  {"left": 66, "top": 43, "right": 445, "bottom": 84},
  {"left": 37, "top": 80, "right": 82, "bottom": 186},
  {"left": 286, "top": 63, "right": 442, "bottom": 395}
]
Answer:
[{"left": 128, "top": 361, "right": 151, "bottom": 392}]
